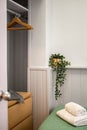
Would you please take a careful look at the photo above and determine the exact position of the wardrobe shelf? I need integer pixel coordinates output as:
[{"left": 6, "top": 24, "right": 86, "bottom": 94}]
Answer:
[{"left": 7, "top": 0, "right": 28, "bottom": 14}]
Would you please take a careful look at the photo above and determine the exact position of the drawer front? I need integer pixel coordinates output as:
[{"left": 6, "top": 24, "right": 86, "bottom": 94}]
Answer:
[
  {"left": 11, "top": 115, "right": 33, "bottom": 130},
  {"left": 8, "top": 97, "right": 32, "bottom": 129}
]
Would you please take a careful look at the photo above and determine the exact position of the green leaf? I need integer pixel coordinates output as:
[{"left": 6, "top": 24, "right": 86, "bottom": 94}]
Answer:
[{"left": 49, "top": 53, "right": 70, "bottom": 100}]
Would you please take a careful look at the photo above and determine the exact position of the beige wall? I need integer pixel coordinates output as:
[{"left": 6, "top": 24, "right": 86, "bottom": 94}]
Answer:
[
  {"left": 29, "top": 0, "right": 87, "bottom": 107},
  {"left": 46, "top": 0, "right": 87, "bottom": 67},
  {"left": 29, "top": 0, "right": 87, "bottom": 67},
  {"left": 29, "top": 0, "right": 46, "bottom": 66}
]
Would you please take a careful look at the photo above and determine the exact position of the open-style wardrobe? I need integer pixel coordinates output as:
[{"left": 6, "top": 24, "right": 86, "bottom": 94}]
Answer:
[
  {"left": 7, "top": 0, "right": 32, "bottom": 92},
  {"left": 7, "top": 0, "right": 33, "bottom": 130}
]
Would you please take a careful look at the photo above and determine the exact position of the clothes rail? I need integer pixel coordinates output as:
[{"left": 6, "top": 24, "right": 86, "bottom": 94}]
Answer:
[{"left": 7, "top": 9, "right": 21, "bottom": 17}]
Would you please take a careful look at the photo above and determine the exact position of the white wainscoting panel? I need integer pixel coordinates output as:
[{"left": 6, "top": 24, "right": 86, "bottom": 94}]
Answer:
[
  {"left": 80, "top": 69, "right": 87, "bottom": 106},
  {"left": 56, "top": 69, "right": 87, "bottom": 107},
  {"left": 30, "top": 67, "right": 50, "bottom": 130},
  {"left": 30, "top": 67, "right": 87, "bottom": 130}
]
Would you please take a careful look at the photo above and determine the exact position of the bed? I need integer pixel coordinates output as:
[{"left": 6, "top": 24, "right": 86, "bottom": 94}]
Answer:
[{"left": 38, "top": 105, "right": 87, "bottom": 130}]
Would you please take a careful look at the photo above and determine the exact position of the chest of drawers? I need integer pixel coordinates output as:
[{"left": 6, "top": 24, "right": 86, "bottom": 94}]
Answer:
[{"left": 8, "top": 92, "right": 33, "bottom": 130}]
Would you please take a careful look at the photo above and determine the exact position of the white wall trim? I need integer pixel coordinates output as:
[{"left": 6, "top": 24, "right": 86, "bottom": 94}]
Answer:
[{"left": 30, "top": 66, "right": 51, "bottom": 130}]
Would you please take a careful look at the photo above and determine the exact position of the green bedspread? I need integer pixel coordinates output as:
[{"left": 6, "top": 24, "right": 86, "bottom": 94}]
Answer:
[{"left": 38, "top": 105, "right": 87, "bottom": 130}]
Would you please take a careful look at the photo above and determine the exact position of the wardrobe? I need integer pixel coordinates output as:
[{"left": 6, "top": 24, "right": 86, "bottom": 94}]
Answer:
[
  {"left": 7, "top": 0, "right": 33, "bottom": 130},
  {"left": 7, "top": 0, "right": 31, "bottom": 92}
]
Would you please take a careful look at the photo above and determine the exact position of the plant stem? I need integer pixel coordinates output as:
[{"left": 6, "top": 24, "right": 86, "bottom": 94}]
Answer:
[{"left": 55, "top": 70, "right": 62, "bottom": 100}]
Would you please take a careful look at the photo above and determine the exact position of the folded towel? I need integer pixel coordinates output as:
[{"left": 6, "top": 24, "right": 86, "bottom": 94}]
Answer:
[
  {"left": 56, "top": 109, "right": 87, "bottom": 126},
  {"left": 65, "top": 102, "right": 86, "bottom": 116}
]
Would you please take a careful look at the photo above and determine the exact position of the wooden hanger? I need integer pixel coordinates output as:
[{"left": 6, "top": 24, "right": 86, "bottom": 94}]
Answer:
[{"left": 7, "top": 17, "right": 33, "bottom": 30}]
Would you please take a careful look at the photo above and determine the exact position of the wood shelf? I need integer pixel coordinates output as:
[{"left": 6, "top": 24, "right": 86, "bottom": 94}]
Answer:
[{"left": 7, "top": 0, "right": 28, "bottom": 14}]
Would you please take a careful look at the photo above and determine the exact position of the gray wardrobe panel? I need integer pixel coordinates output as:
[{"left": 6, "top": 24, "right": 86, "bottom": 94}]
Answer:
[{"left": 7, "top": 13, "right": 28, "bottom": 91}]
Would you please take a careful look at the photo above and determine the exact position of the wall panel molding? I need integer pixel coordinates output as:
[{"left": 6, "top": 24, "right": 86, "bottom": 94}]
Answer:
[{"left": 30, "top": 67, "right": 50, "bottom": 130}]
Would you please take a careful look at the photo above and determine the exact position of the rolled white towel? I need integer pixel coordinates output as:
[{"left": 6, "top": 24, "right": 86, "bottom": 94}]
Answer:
[
  {"left": 65, "top": 102, "right": 86, "bottom": 116},
  {"left": 56, "top": 109, "right": 87, "bottom": 126}
]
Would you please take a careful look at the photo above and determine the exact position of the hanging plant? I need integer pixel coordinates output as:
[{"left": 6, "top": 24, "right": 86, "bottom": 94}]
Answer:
[{"left": 49, "top": 53, "right": 70, "bottom": 100}]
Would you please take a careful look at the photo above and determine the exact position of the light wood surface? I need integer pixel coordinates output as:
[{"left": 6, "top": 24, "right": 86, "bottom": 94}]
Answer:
[
  {"left": 8, "top": 92, "right": 32, "bottom": 130},
  {"left": 11, "top": 116, "right": 33, "bottom": 130}
]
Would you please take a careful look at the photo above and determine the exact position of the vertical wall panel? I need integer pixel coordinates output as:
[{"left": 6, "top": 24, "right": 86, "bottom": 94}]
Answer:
[
  {"left": 63, "top": 69, "right": 81, "bottom": 104},
  {"left": 55, "top": 69, "right": 87, "bottom": 107},
  {"left": 30, "top": 67, "right": 49, "bottom": 130},
  {"left": 80, "top": 69, "right": 87, "bottom": 106}
]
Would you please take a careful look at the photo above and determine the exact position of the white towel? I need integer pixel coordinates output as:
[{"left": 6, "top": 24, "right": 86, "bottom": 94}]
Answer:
[
  {"left": 65, "top": 102, "right": 86, "bottom": 116},
  {"left": 56, "top": 109, "right": 87, "bottom": 126}
]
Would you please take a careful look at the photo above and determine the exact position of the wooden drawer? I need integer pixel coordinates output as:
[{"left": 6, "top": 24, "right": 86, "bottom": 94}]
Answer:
[
  {"left": 8, "top": 92, "right": 32, "bottom": 130},
  {"left": 11, "top": 115, "right": 33, "bottom": 130},
  {"left": 8, "top": 92, "right": 32, "bottom": 107}
]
